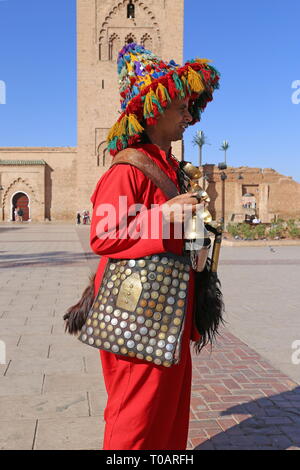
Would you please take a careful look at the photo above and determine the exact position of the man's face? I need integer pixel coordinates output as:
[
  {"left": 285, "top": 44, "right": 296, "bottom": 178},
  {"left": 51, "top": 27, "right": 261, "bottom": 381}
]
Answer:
[{"left": 155, "top": 97, "right": 193, "bottom": 141}]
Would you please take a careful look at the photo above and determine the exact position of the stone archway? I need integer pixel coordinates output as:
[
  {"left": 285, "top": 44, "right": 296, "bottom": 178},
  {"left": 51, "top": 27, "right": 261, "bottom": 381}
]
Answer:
[
  {"left": 12, "top": 192, "right": 30, "bottom": 221},
  {"left": 2, "top": 177, "right": 42, "bottom": 222}
]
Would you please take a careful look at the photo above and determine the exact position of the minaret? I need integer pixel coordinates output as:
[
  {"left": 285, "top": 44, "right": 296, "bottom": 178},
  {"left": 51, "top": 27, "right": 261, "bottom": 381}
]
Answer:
[{"left": 76, "top": 0, "right": 184, "bottom": 211}]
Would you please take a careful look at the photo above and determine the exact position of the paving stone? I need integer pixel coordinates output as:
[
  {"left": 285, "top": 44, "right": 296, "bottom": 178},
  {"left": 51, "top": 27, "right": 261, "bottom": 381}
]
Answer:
[
  {"left": 5, "top": 357, "right": 85, "bottom": 375},
  {"left": 87, "top": 390, "right": 107, "bottom": 417},
  {"left": 0, "top": 374, "right": 43, "bottom": 396},
  {"left": 0, "top": 419, "right": 37, "bottom": 450},
  {"left": 0, "top": 335, "right": 21, "bottom": 349},
  {"left": 34, "top": 416, "right": 105, "bottom": 450},
  {"left": 0, "top": 392, "right": 89, "bottom": 419},
  {"left": 84, "top": 354, "right": 103, "bottom": 374},
  {"left": 47, "top": 341, "right": 95, "bottom": 358},
  {"left": 43, "top": 373, "right": 106, "bottom": 394},
  {"left": 9, "top": 343, "right": 50, "bottom": 359},
  {"left": 18, "top": 334, "right": 78, "bottom": 348},
  {"left": 192, "top": 439, "right": 215, "bottom": 450}
]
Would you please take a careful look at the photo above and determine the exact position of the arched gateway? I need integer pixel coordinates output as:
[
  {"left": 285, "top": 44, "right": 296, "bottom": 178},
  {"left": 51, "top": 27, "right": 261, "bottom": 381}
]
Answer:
[{"left": 12, "top": 192, "right": 30, "bottom": 221}]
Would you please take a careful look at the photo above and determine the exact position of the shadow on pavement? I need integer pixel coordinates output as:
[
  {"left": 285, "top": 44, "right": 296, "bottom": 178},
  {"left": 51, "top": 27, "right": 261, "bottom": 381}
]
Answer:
[
  {"left": 0, "top": 251, "right": 99, "bottom": 269},
  {"left": 0, "top": 226, "right": 26, "bottom": 233},
  {"left": 194, "top": 385, "right": 300, "bottom": 450}
]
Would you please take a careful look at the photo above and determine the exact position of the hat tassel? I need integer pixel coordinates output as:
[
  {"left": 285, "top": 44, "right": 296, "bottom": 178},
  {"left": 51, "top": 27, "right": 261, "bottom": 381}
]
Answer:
[
  {"left": 128, "top": 113, "right": 144, "bottom": 135},
  {"left": 156, "top": 83, "right": 171, "bottom": 107},
  {"left": 187, "top": 67, "right": 205, "bottom": 94}
]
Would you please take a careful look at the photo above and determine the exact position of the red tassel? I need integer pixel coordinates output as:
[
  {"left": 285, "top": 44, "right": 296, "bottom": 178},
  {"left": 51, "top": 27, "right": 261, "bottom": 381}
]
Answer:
[
  {"left": 127, "top": 95, "right": 143, "bottom": 115},
  {"left": 167, "top": 76, "right": 178, "bottom": 99},
  {"left": 178, "top": 64, "right": 190, "bottom": 75},
  {"left": 117, "top": 140, "right": 123, "bottom": 151},
  {"left": 128, "top": 134, "right": 140, "bottom": 146},
  {"left": 127, "top": 136, "right": 136, "bottom": 146},
  {"left": 201, "top": 69, "right": 210, "bottom": 81},
  {"left": 159, "top": 76, "right": 168, "bottom": 87},
  {"left": 152, "top": 104, "right": 159, "bottom": 118}
]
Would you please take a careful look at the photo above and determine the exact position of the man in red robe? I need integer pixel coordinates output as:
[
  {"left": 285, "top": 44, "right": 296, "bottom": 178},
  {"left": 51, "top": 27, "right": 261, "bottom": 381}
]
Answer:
[{"left": 89, "top": 43, "right": 220, "bottom": 450}]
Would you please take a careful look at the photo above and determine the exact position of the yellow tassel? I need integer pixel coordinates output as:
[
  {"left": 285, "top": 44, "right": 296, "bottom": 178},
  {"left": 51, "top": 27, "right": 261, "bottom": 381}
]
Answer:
[
  {"left": 187, "top": 67, "right": 205, "bottom": 94},
  {"left": 156, "top": 82, "right": 170, "bottom": 103},
  {"left": 136, "top": 77, "right": 146, "bottom": 91},
  {"left": 119, "top": 115, "right": 128, "bottom": 135},
  {"left": 181, "top": 75, "right": 189, "bottom": 93},
  {"left": 144, "top": 89, "right": 156, "bottom": 116},
  {"left": 107, "top": 122, "right": 120, "bottom": 141},
  {"left": 107, "top": 115, "right": 128, "bottom": 141},
  {"left": 195, "top": 58, "right": 212, "bottom": 64},
  {"left": 143, "top": 75, "right": 153, "bottom": 87},
  {"left": 128, "top": 114, "right": 144, "bottom": 134},
  {"left": 127, "top": 54, "right": 136, "bottom": 73}
]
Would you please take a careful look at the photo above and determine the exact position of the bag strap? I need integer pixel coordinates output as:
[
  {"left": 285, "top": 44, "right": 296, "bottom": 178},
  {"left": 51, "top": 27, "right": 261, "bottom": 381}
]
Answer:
[{"left": 110, "top": 148, "right": 180, "bottom": 200}]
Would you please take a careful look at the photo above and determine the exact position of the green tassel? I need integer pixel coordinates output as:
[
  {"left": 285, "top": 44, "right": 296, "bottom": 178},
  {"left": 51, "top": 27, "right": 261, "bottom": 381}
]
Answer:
[
  {"left": 151, "top": 95, "right": 164, "bottom": 114},
  {"left": 181, "top": 75, "right": 191, "bottom": 96},
  {"left": 172, "top": 73, "right": 185, "bottom": 98}
]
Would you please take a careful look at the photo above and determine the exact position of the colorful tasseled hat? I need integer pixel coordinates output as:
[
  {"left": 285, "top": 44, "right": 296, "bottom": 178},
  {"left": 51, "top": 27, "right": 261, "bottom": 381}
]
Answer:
[{"left": 107, "top": 43, "right": 220, "bottom": 156}]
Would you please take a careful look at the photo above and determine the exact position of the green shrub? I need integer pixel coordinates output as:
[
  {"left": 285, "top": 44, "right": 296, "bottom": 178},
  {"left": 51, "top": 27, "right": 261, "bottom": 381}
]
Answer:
[
  {"left": 227, "top": 223, "right": 239, "bottom": 237},
  {"left": 253, "top": 224, "right": 266, "bottom": 239},
  {"left": 267, "top": 225, "right": 285, "bottom": 238},
  {"left": 287, "top": 219, "right": 296, "bottom": 228},
  {"left": 226, "top": 221, "right": 300, "bottom": 239},
  {"left": 239, "top": 223, "right": 254, "bottom": 239},
  {"left": 288, "top": 226, "right": 300, "bottom": 238}
]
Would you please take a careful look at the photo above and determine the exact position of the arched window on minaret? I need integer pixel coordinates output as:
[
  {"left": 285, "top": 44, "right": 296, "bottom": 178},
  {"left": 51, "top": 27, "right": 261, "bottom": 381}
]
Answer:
[
  {"left": 97, "top": 141, "right": 109, "bottom": 167},
  {"left": 108, "top": 33, "right": 121, "bottom": 61},
  {"left": 141, "top": 33, "right": 152, "bottom": 51},
  {"left": 127, "top": 0, "right": 135, "bottom": 19},
  {"left": 125, "top": 33, "right": 136, "bottom": 45}
]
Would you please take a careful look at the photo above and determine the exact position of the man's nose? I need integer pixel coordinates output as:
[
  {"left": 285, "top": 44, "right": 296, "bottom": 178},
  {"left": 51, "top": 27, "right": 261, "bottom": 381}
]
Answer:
[{"left": 184, "top": 109, "right": 193, "bottom": 122}]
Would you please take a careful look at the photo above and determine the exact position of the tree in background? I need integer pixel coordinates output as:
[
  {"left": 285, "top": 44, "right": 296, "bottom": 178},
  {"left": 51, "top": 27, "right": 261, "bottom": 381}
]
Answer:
[
  {"left": 192, "top": 130, "right": 210, "bottom": 167},
  {"left": 220, "top": 140, "right": 230, "bottom": 165}
]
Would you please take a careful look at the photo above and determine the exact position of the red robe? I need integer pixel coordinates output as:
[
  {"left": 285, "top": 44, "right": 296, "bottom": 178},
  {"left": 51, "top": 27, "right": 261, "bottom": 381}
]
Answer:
[{"left": 90, "top": 143, "right": 201, "bottom": 450}]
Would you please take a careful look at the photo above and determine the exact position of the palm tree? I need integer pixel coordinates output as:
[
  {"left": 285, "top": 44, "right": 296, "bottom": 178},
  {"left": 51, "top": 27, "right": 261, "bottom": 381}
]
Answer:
[
  {"left": 220, "top": 140, "right": 230, "bottom": 165},
  {"left": 192, "top": 130, "right": 209, "bottom": 168}
]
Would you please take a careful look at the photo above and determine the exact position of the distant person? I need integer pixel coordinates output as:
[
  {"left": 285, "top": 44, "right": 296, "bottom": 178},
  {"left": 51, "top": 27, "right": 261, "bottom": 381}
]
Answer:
[
  {"left": 17, "top": 207, "right": 24, "bottom": 222},
  {"left": 83, "top": 210, "right": 89, "bottom": 225},
  {"left": 14, "top": 207, "right": 18, "bottom": 222},
  {"left": 76, "top": 211, "right": 81, "bottom": 225}
]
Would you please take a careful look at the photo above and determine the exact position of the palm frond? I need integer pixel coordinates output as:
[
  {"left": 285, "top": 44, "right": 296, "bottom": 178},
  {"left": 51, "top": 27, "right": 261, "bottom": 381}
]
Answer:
[
  {"left": 220, "top": 140, "right": 229, "bottom": 151},
  {"left": 192, "top": 130, "right": 209, "bottom": 147}
]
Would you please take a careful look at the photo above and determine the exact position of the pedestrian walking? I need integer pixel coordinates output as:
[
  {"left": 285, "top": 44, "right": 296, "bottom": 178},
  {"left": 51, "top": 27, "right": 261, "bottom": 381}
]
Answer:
[
  {"left": 64, "top": 43, "right": 224, "bottom": 450},
  {"left": 17, "top": 207, "right": 24, "bottom": 222},
  {"left": 82, "top": 210, "right": 88, "bottom": 225},
  {"left": 76, "top": 211, "right": 81, "bottom": 225}
]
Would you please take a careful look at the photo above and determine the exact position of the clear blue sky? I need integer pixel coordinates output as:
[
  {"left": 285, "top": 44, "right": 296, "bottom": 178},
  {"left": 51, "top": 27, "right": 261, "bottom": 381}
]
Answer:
[{"left": 0, "top": 0, "right": 299, "bottom": 182}]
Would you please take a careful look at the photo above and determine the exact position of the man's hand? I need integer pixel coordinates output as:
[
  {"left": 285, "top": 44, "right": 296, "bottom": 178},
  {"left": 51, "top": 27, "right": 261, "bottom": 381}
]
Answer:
[{"left": 161, "top": 192, "right": 207, "bottom": 224}]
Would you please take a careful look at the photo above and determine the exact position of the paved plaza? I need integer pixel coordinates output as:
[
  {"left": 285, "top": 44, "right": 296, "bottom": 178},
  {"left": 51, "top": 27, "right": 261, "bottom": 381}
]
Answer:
[{"left": 0, "top": 223, "right": 299, "bottom": 450}]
